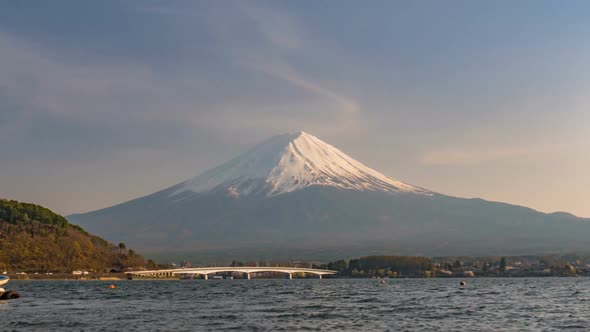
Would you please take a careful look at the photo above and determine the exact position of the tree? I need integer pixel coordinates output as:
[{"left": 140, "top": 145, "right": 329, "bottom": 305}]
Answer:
[
  {"left": 71, "top": 241, "right": 83, "bottom": 269},
  {"left": 499, "top": 257, "right": 507, "bottom": 273},
  {"left": 147, "top": 259, "right": 157, "bottom": 269},
  {"left": 327, "top": 259, "right": 347, "bottom": 273},
  {"left": 231, "top": 260, "right": 244, "bottom": 267}
]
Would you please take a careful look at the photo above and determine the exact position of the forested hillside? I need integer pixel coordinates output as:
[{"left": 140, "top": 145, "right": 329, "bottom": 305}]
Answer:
[{"left": 0, "top": 199, "right": 145, "bottom": 273}]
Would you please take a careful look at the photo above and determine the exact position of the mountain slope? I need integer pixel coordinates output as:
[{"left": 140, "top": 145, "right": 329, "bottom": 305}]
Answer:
[
  {"left": 67, "top": 132, "right": 590, "bottom": 259},
  {"left": 0, "top": 199, "right": 145, "bottom": 272}
]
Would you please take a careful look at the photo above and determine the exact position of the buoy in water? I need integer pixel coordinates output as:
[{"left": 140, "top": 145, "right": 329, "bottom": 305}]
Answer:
[
  {"left": 459, "top": 280, "right": 466, "bottom": 286},
  {"left": 109, "top": 284, "right": 116, "bottom": 289},
  {"left": 380, "top": 280, "right": 386, "bottom": 284}
]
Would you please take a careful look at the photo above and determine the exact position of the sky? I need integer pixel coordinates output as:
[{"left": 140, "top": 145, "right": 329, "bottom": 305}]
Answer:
[{"left": 1, "top": 0, "right": 589, "bottom": 217}]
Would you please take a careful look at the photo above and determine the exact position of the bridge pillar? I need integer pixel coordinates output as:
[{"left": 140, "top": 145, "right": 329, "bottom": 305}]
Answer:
[
  {"left": 247, "top": 273, "right": 251, "bottom": 280},
  {"left": 288, "top": 273, "right": 293, "bottom": 279},
  {"left": 204, "top": 274, "right": 208, "bottom": 280},
  {"left": 319, "top": 275, "right": 322, "bottom": 279}
]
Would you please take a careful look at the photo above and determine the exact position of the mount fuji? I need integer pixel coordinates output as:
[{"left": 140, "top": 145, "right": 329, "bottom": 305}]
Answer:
[
  {"left": 68, "top": 131, "right": 590, "bottom": 260},
  {"left": 172, "top": 131, "right": 430, "bottom": 198}
]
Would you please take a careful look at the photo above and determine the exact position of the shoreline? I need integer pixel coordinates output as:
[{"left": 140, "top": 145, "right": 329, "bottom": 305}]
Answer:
[
  {"left": 6, "top": 275, "right": 588, "bottom": 281},
  {"left": 5, "top": 273, "right": 128, "bottom": 281}
]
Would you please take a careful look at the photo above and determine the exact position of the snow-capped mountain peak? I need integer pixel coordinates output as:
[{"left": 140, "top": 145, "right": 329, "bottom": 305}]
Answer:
[{"left": 172, "top": 131, "right": 430, "bottom": 197}]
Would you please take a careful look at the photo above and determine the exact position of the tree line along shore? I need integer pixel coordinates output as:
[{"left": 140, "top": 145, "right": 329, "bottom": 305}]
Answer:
[{"left": 321, "top": 254, "right": 590, "bottom": 278}]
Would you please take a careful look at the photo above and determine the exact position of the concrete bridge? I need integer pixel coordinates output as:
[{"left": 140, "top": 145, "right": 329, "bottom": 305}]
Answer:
[{"left": 127, "top": 267, "right": 337, "bottom": 280}]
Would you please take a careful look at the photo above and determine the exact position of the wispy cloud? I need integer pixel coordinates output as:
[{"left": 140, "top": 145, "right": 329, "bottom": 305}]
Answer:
[
  {"left": 235, "top": 4, "right": 362, "bottom": 132},
  {"left": 138, "top": 1, "right": 362, "bottom": 134},
  {"left": 241, "top": 5, "right": 304, "bottom": 51},
  {"left": 245, "top": 59, "right": 360, "bottom": 114},
  {"left": 237, "top": 3, "right": 358, "bottom": 112},
  {"left": 418, "top": 143, "right": 561, "bottom": 166},
  {"left": 0, "top": 32, "right": 162, "bottom": 118},
  {"left": 0, "top": 30, "right": 218, "bottom": 157}
]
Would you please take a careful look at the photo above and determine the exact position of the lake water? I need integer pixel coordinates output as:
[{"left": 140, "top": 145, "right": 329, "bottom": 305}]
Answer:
[{"left": 1, "top": 278, "right": 589, "bottom": 331}]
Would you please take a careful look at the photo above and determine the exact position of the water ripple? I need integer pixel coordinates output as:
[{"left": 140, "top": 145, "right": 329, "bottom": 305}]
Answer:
[{"left": 1, "top": 278, "right": 589, "bottom": 331}]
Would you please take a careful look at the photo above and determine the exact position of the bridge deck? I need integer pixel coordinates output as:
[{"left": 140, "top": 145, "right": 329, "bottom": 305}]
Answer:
[{"left": 127, "top": 267, "right": 337, "bottom": 279}]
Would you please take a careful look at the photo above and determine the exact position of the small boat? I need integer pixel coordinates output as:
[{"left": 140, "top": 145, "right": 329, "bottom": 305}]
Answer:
[{"left": 0, "top": 276, "right": 9, "bottom": 287}]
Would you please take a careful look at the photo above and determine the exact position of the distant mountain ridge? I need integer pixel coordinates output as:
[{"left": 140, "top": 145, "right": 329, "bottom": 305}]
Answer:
[{"left": 68, "top": 132, "right": 590, "bottom": 260}]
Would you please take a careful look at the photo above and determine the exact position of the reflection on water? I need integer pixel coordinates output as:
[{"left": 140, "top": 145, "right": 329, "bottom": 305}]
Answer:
[{"left": 1, "top": 278, "right": 589, "bottom": 331}]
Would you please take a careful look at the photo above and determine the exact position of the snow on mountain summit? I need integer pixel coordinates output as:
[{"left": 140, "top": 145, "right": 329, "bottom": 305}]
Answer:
[{"left": 172, "top": 131, "right": 431, "bottom": 198}]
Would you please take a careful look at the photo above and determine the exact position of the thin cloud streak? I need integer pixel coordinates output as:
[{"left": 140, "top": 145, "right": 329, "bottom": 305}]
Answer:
[
  {"left": 132, "top": 1, "right": 362, "bottom": 134},
  {"left": 418, "top": 143, "right": 562, "bottom": 166},
  {"left": 245, "top": 59, "right": 360, "bottom": 114},
  {"left": 241, "top": 5, "right": 304, "bottom": 51},
  {"left": 237, "top": 3, "right": 360, "bottom": 114}
]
